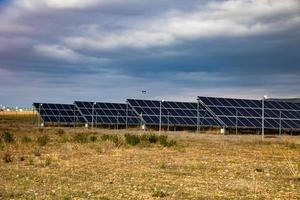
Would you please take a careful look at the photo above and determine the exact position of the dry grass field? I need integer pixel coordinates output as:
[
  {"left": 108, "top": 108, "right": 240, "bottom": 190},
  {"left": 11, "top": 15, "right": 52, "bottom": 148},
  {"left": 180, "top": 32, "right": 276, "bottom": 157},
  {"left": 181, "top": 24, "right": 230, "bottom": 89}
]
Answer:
[{"left": 0, "top": 113, "right": 299, "bottom": 199}]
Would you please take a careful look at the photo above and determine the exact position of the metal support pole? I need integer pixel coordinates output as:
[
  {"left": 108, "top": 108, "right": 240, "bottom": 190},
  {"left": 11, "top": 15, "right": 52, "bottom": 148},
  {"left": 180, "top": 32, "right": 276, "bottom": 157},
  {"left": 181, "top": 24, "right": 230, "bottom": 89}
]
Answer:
[
  {"left": 117, "top": 112, "right": 119, "bottom": 130},
  {"left": 38, "top": 104, "right": 42, "bottom": 128},
  {"left": 262, "top": 97, "right": 266, "bottom": 140},
  {"left": 197, "top": 100, "right": 200, "bottom": 133},
  {"left": 235, "top": 109, "right": 238, "bottom": 135},
  {"left": 32, "top": 105, "right": 35, "bottom": 125},
  {"left": 159, "top": 101, "right": 162, "bottom": 134},
  {"left": 74, "top": 105, "right": 76, "bottom": 128},
  {"left": 167, "top": 111, "right": 170, "bottom": 132},
  {"left": 140, "top": 112, "right": 143, "bottom": 130},
  {"left": 126, "top": 102, "right": 128, "bottom": 129},
  {"left": 279, "top": 111, "right": 282, "bottom": 136},
  {"left": 92, "top": 102, "right": 95, "bottom": 129}
]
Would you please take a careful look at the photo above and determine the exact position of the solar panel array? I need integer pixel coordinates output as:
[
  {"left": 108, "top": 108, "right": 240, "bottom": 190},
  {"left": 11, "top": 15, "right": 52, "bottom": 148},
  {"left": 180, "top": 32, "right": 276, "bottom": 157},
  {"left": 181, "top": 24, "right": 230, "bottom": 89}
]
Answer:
[
  {"left": 74, "top": 101, "right": 140, "bottom": 125},
  {"left": 127, "top": 99, "right": 220, "bottom": 127},
  {"left": 198, "top": 96, "right": 300, "bottom": 130},
  {"left": 33, "top": 97, "right": 300, "bottom": 131},
  {"left": 33, "top": 103, "right": 86, "bottom": 123}
]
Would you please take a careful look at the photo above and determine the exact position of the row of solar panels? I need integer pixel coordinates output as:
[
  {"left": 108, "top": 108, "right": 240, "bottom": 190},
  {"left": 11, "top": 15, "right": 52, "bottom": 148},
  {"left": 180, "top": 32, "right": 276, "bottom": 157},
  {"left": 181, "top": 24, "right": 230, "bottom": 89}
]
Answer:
[{"left": 33, "top": 96, "right": 300, "bottom": 130}]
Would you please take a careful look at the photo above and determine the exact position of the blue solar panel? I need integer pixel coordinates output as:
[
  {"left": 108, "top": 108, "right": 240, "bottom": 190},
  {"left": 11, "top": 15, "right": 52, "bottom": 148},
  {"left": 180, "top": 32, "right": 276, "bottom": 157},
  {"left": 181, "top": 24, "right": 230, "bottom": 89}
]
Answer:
[
  {"left": 74, "top": 101, "right": 140, "bottom": 125},
  {"left": 127, "top": 99, "right": 220, "bottom": 127},
  {"left": 33, "top": 103, "right": 86, "bottom": 123},
  {"left": 198, "top": 96, "right": 300, "bottom": 130}
]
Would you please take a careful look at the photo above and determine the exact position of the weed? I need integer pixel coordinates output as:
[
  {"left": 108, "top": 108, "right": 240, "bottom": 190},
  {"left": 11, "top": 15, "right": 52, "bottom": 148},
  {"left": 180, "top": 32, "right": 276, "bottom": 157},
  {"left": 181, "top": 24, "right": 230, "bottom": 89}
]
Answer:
[
  {"left": 73, "top": 133, "right": 88, "bottom": 143},
  {"left": 61, "top": 136, "right": 71, "bottom": 143},
  {"left": 33, "top": 148, "right": 41, "bottom": 156},
  {"left": 3, "top": 151, "right": 13, "bottom": 163},
  {"left": 37, "top": 135, "right": 49, "bottom": 146},
  {"left": 152, "top": 188, "right": 168, "bottom": 198},
  {"left": 148, "top": 134, "right": 158, "bottom": 143},
  {"left": 90, "top": 135, "right": 97, "bottom": 142},
  {"left": 287, "top": 143, "right": 300, "bottom": 149},
  {"left": 159, "top": 135, "right": 176, "bottom": 147},
  {"left": 124, "top": 134, "right": 140, "bottom": 146},
  {"left": 159, "top": 135, "right": 168, "bottom": 146},
  {"left": 100, "top": 134, "right": 111, "bottom": 141},
  {"left": 21, "top": 135, "right": 32, "bottom": 143},
  {"left": 45, "top": 157, "right": 51, "bottom": 166},
  {"left": 2, "top": 131, "right": 14, "bottom": 143},
  {"left": 167, "top": 139, "right": 177, "bottom": 147},
  {"left": 56, "top": 129, "right": 65, "bottom": 136},
  {"left": 29, "top": 158, "right": 34, "bottom": 165},
  {"left": 159, "top": 161, "right": 167, "bottom": 169},
  {"left": 0, "top": 140, "right": 4, "bottom": 150},
  {"left": 101, "top": 134, "right": 122, "bottom": 147}
]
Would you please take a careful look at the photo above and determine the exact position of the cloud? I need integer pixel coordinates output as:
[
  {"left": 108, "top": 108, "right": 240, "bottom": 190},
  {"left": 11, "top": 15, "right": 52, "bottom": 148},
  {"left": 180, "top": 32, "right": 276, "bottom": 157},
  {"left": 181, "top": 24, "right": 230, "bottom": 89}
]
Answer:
[
  {"left": 34, "top": 44, "right": 108, "bottom": 63},
  {"left": 62, "top": 0, "right": 300, "bottom": 50},
  {"left": 15, "top": 0, "right": 101, "bottom": 10}
]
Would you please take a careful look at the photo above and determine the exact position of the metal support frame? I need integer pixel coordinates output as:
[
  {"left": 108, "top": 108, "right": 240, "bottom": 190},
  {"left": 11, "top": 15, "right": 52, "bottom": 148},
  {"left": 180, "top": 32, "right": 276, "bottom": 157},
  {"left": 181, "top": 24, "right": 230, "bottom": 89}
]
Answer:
[
  {"left": 167, "top": 111, "right": 170, "bottom": 132},
  {"left": 235, "top": 109, "right": 238, "bottom": 135},
  {"left": 38, "top": 103, "right": 42, "bottom": 128},
  {"left": 279, "top": 110, "right": 282, "bottom": 136},
  {"left": 92, "top": 102, "right": 96, "bottom": 129},
  {"left": 126, "top": 102, "right": 128, "bottom": 129},
  {"left": 159, "top": 100, "right": 164, "bottom": 134},
  {"left": 117, "top": 112, "right": 119, "bottom": 129},
  {"left": 197, "top": 100, "right": 200, "bottom": 133},
  {"left": 262, "top": 96, "right": 267, "bottom": 140}
]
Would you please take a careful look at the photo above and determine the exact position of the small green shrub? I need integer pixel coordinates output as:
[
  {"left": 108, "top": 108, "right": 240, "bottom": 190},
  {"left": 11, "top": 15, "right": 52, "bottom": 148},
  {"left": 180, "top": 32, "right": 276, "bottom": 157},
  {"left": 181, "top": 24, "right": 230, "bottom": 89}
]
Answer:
[
  {"left": 2, "top": 132, "right": 14, "bottom": 143},
  {"left": 73, "top": 133, "right": 88, "bottom": 143},
  {"left": 90, "top": 135, "right": 97, "bottom": 142},
  {"left": 148, "top": 134, "right": 158, "bottom": 143},
  {"left": 140, "top": 134, "right": 148, "bottom": 142},
  {"left": 159, "top": 135, "right": 168, "bottom": 146},
  {"left": 124, "top": 134, "right": 140, "bottom": 146},
  {"left": 101, "top": 134, "right": 121, "bottom": 146},
  {"left": 159, "top": 135, "right": 176, "bottom": 147},
  {"left": 100, "top": 134, "right": 110, "bottom": 141},
  {"left": 3, "top": 151, "right": 12, "bottom": 163},
  {"left": 21, "top": 136, "right": 32, "bottom": 143},
  {"left": 37, "top": 135, "right": 49, "bottom": 146}
]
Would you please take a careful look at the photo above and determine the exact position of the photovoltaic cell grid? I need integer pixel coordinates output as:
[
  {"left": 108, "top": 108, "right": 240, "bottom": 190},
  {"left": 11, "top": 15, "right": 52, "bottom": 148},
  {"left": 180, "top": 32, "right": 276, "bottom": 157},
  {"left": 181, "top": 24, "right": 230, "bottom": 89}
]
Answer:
[
  {"left": 33, "top": 103, "right": 86, "bottom": 123},
  {"left": 198, "top": 96, "right": 300, "bottom": 130},
  {"left": 127, "top": 99, "right": 220, "bottom": 127},
  {"left": 74, "top": 101, "right": 140, "bottom": 125}
]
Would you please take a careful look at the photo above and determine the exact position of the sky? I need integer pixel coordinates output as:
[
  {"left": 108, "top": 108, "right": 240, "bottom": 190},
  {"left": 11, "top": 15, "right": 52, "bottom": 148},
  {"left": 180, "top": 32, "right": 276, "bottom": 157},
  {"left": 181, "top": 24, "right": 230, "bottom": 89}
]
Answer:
[{"left": 0, "top": 0, "right": 299, "bottom": 107}]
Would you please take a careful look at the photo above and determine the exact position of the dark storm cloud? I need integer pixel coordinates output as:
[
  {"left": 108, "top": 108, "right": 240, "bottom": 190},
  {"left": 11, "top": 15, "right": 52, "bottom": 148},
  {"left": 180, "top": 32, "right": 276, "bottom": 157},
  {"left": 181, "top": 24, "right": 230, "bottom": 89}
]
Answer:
[{"left": 0, "top": 0, "right": 299, "bottom": 106}]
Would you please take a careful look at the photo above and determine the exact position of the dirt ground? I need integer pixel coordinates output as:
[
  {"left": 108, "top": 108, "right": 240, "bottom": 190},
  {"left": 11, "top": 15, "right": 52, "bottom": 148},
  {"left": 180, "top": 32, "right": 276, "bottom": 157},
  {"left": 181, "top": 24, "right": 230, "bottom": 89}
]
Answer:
[{"left": 0, "top": 114, "right": 299, "bottom": 199}]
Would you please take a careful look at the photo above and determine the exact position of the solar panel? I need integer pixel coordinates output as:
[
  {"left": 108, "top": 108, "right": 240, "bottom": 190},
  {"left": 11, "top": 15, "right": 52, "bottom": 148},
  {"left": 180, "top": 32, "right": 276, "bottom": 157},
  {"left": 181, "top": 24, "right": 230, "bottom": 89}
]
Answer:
[
  {"left": 33, "top": 103, "right": 86, "bottom": 123},
  {"left": 127, "top": 99, "right": 220, "bottom": 127},
  {"left": 74, "top": 101, "right": 140, "bottom": 126},
  {"left": 198, "top": 96, "right": 300, "bottom": 130}
]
